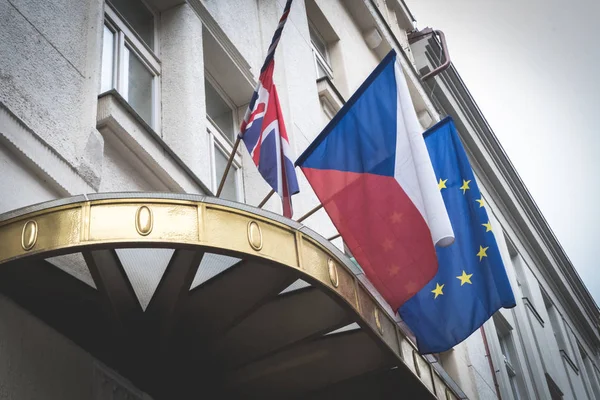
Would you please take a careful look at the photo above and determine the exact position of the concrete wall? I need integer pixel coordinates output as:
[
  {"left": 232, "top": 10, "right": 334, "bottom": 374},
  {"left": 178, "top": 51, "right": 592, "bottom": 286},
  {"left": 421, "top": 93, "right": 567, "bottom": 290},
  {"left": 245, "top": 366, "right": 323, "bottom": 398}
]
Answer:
[
  {"left": 160, "top": 3, "right": 210, "bottom": 184},
  {"left": 314, "top": 0, "right": 380, "bottom": 97},
  {"left": 0, "top": 0, "right": 104, "bottom": 187},
  {"left": 202, "top": 0, "right": 262, "bottom": 74}
]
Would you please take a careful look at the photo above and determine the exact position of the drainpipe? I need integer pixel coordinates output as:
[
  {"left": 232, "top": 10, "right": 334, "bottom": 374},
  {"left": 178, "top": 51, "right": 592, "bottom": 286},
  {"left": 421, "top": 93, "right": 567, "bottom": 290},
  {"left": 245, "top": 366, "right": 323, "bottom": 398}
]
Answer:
[
  {"left": 407, "top": 28, "right": 451, "bottom": 81},
  {"left": 481, "top": 326, "right": 503, "bottom": 400}
]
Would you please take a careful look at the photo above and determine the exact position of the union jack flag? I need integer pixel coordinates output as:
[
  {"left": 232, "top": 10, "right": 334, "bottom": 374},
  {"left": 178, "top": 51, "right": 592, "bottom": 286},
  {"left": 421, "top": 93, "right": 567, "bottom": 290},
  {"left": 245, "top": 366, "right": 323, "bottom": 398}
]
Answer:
[{"left": 240, "top": 0, "right": 299, "bottom": 218}]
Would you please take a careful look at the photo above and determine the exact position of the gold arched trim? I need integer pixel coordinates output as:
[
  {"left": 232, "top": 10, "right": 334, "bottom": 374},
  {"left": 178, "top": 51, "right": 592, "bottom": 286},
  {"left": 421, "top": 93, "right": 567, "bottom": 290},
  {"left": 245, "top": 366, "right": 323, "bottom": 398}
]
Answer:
[{"left": 0, "top": 194, "right": 455, "bottom": 399}]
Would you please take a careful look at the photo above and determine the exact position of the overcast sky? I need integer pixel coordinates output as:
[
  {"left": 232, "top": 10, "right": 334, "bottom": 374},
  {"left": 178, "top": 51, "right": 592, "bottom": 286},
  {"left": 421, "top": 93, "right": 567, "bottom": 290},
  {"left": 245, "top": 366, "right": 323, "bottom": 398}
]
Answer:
[{"left": 405, "top": 0, "right": 600, "bottom": 305}]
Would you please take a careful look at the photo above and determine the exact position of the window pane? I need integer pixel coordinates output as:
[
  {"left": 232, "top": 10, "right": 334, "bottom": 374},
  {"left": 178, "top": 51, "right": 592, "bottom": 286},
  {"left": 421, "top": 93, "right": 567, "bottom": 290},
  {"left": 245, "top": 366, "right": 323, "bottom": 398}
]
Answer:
[
  {"left": 309, "top": 26, "right": 328, "bottom": 61},
  {"left": 109, "top": 0, "right": 154, "bottom": 48},
  {"left": 127, "top": 48, "right": 153, "bottom": 126},
  {"left": 101, "top": 25, "right": 115, "bottom": 92},
  {"left": 205, "top": 79, "right": 235, "bottom": 141},
  {"left": 214, "top": 145, "right": 237, "bottom": 201}
]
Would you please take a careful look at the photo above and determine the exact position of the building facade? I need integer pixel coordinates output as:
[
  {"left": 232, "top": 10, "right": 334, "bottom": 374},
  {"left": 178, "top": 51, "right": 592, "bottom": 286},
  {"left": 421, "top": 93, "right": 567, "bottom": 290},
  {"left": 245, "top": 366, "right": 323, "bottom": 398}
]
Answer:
[{"left": 0, "top": 0, "right": 598, "bottom": 399}]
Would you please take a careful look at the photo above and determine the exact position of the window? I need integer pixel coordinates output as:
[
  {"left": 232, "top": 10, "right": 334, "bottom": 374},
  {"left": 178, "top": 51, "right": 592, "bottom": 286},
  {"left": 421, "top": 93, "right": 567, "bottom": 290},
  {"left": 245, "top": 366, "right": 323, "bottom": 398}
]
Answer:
[
  {"left": 205, "top": 79, "right": 236, "bottom": 142},
  {"left": 498, "top": 333, "right": 521, "bottom": 400},
  {"left": 495, "top": 314, "right": 526, "bottom": 400},
  {"left": 107, "top": 0, "right": 155, "bottom": 48},
  {"left": 579, "top": 344, "right": 600, "bottom": 399},
  {"left": 100, "top": 1, "right": 160, "bottom": 129},
  {"left": 204, "top": 76, "right": 241, "bottom": 201},
  {"left": 208, "top": 127, "right": 241, "bottom": 201},
  {"left": 309, "top": 22, "right": 333, "bottom": 80},
  {"left": 511, "top": 253, "right": 530, "bottom": 298},
  {"left": 543, "top": 291, "right": 568, "bottom": 351},
  {"left": 212, "top": 142, "right": 240, "bottom": 201}
]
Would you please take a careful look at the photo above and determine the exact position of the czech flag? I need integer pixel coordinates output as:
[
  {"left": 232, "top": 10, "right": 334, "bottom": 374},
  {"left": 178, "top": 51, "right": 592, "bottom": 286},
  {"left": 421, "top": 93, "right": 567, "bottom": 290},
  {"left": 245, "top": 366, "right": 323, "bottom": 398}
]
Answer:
[{"left": 296, "top": 51, "right": 454, "bottom": 309}]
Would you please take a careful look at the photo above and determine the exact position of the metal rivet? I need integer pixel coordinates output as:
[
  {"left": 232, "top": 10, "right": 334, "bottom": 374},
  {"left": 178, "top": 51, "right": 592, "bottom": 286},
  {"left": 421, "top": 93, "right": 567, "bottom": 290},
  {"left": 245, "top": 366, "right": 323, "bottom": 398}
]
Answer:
[
  {"left": 135, "top": 206, "right": 153, "bottom": 236},
  {"left": 328, "top": 258, "right": 339, "bottom": 288},
  {"left": 374, "top": 308, "right": 383, "bottom": 335},
  {"left": 247, "top": 221, "right": 263, "bottom": 251},
  {"left": 21, "top": 220, "right": 38, "bottom": 251}
]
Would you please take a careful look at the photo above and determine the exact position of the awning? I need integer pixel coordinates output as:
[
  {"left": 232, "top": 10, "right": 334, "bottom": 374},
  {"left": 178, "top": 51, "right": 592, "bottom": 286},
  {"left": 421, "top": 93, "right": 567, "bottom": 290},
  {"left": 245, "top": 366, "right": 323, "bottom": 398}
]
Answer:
[{"left": 0, "top": 193, "right": 459, "bottom": 399}]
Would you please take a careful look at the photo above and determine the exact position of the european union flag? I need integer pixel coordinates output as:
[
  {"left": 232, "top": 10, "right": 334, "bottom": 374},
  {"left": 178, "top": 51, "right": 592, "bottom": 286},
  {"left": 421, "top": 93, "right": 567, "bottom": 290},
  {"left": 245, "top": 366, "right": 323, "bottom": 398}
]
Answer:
[{"left": 398, "top": 117, "right": 516, "bottom": 354}]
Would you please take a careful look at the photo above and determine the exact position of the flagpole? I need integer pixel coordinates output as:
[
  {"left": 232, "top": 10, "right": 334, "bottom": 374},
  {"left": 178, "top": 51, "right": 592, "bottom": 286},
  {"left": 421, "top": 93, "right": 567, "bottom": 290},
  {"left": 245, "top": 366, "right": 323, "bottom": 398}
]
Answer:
[
  {"left": 216, "top": 136, "right": 241, "bottom": 197},
  {"left": 327, "top": 233, "right": 341, "bottom": 241},
  {"left": 257, "top": 189, "right": 275, "bottom": 208},
  {"left": 296, "top": 203, "right": 323, "bottom": 223}
]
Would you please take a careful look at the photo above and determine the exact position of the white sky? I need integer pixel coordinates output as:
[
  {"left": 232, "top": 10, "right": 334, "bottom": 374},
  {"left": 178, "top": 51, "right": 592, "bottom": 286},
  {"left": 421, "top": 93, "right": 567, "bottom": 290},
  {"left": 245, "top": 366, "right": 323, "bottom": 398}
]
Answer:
[{"left": 405, "top": 0, "right": 600, "bottom": 305}]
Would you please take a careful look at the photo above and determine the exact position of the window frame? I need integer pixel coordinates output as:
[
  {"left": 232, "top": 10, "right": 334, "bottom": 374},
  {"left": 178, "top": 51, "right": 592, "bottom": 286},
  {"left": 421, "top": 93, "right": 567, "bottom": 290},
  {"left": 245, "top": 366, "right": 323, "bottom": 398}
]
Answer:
[
  {"left": 101, "top": 23, "right": 118, "bottom": 93},
  {"left": 308, "top": 21, "right": 333, "bottom": 80},
  {"left": 106, "top": 0, "right": 159, "bottom": 54},
  {"left": 102, "top": 4, "right": 161, "bottom": 131},
  {"left": 494, "top": 314, "right": 527, "bottom": 400},
  {"left": 204, "top": 74, "right": 239, "bottom": 145},
  {"left": 204, "top": 72, "right": 242, "bottom": 201}
]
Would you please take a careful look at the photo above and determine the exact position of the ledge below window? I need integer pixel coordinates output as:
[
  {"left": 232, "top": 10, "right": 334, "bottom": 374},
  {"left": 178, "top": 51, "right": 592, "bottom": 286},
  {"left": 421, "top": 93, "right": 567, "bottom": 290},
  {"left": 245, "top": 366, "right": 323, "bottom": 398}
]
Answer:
[
  {"left": 317, "top": 77, "right": 345, "bottom": 120},
  {"left": 522, "top": 297, "right": 545, "bottom": 327},
  {"left": 560, "top": 349, "right": 580, "bottom": 374},
  {"left": 97, "top": 90, "right": 211, "bottom": 194}
]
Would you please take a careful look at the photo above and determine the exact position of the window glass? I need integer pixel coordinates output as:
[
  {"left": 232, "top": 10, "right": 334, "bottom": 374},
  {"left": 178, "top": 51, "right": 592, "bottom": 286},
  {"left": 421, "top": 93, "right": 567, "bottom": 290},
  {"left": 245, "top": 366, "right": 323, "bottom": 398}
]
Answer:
[
  {"left": 108, "top": 0, "right": 154, "bottom": 48},
  {"left": 309, "top": 25, "right": 328, "bottom": 61},
  {"left": 124, "top": 47, "right": 153, "bottom": 125},
  {"left": 214, "top": 145, "right": 237, "bottom": 201},
  {"left": 100, "top": 5, "right": 159, "bottom": 129},
  {"left": 101, "top": 25, "right": 115, "bottom": 92},
  {"left": 205, "top": 79, "right": 235, "bottom": 141},
  {"left": 309, "top": 24, "right": 332, "bottom": 80}
]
